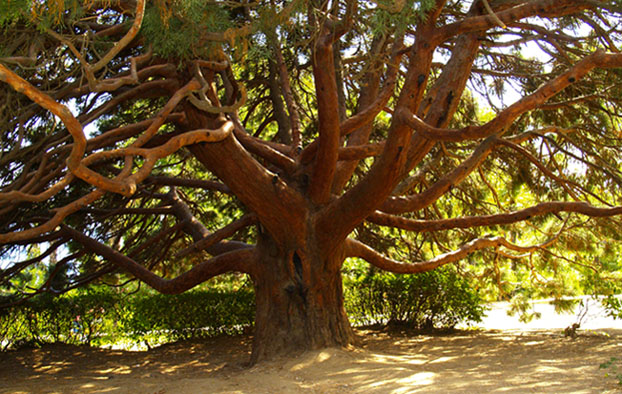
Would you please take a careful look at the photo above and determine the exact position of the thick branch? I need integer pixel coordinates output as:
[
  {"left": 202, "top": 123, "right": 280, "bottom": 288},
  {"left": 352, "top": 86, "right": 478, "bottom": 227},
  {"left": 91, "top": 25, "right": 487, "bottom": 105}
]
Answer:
[
  {"left": 300, "top": 64, "right": 398, "bottom": 166},
  {"left": 187, "top": 123, "right": 307, "bottom": 245},
  {"left": 401, "top": 28, "right": 482, "bottom": 183},
  {"left": 436, "top": 0, "right": 594, "bottom": 42},
  {"left": 331, "top": 37, "right": 403, "bottom": 193},
  {"left": 368, "top": 202, "right": 622, "bottom": 233},
  {"left": 345, "top": 236, "right": 550, "bottom": 274},
  {"left": 63, "top": 225, "right": 256, "bottom": 294},
  {"left": 338, "top": 143, "right": 384, "bottom": 161},
  {"left": 313, "top": 11, "right": 442, "bottom": 252},
  {"left": 175, "top": 214, "right": 257, "bottom": 258},
  {"left": 308, "top": 33, "right": 342, "bottom": 204},
  {"left": 382, "top": 136, "right": 498, "bottom": 214},
  {"left": 232, "top": 120, "right": 297, "bottom": 174},
  {"left": 398, "top": 51, "right": 622, "bottom": 143}
]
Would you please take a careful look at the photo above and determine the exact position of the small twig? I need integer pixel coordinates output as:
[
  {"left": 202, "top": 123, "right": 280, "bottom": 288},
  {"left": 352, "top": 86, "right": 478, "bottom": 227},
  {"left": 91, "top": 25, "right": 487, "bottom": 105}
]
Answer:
[{"left": 481, "top": 0, "right": 506, "bottom": 29}]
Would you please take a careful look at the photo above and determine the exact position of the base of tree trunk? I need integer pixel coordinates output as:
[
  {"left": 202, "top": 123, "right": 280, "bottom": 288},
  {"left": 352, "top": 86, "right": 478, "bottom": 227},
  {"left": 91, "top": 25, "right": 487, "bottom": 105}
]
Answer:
[{"left": 249, "top": 238, "right": 355, "bottom": 364}]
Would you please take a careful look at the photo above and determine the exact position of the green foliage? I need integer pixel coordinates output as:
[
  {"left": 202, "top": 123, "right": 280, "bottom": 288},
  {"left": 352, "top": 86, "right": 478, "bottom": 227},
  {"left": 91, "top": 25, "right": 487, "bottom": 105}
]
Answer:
[
  {"left": 141, "top": 1, "right": 233, "bottom": 59},
  {"left": 123, "top": 289, "right": 255, "bottom": 345},
  {"left": 343, "top": 260, "right": 486, "bottom": 329},
  {"left": 600, "top": 357, "right": 622, "bottom": 386},
  {"left": 0, "top": 0, "right": 30, "bottom": 27},
  {"left": 1, "top": 266, "right": 486, "bottom": 350},
  {"left": 367, "top": 0, "right": 435, "bottom": 36},
  {"left": 506, "top": 293, "right": 542, "bottom": 323},
  {"left": 601, "top": 295, "right": 622, "bottom": 320},
  {"left": 0, "top": 286, "right": 255, "bottom": 350},
  {"left": 0, "top": 0, "right": 90, "bottom": 28},
  {"left": 0, "top": 289, "right": 119, "bottom": 349}
]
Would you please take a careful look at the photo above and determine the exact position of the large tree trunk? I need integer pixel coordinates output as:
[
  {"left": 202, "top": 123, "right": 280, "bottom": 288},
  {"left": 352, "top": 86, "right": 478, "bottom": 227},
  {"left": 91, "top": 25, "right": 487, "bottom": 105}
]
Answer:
[
  {"left": 250, "top": 231, "right": 355, "bottom": 363},
  {"left": 183, "top": 101, "right": 354, "bottom": 363}
]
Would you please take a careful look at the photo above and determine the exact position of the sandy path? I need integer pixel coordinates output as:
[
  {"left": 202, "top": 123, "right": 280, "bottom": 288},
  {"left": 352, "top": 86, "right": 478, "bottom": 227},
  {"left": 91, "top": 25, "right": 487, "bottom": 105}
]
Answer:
[{"left": 1, "top": 328, "right": 621, "bottom": 393}]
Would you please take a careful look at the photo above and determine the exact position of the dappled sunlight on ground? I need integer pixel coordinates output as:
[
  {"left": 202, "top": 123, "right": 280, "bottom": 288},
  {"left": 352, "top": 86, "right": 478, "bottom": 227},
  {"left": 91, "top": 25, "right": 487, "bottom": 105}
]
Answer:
[
  {"left": 1, "top": 328, "right": 620, "bottom": 393},
  {"left": 266, "top": 328, "right": 622, "bottom": 393}
]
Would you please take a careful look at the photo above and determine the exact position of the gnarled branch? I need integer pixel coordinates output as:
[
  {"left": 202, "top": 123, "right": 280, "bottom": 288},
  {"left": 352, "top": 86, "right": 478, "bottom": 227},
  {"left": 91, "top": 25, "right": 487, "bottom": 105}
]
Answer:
[
  {"left": 368, "top": 202, "right": 622, "bottom": 233},
  {"left": 63, "top": 225, "right": 256, "bottom": 294},
  {"left": 345, "top": 236, "right": 554, "bottom": 274}
]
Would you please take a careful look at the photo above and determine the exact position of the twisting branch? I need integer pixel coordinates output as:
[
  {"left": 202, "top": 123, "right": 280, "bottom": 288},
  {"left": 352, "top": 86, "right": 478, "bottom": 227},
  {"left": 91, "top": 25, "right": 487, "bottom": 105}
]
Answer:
[
  {"left": 345, "top": 235, "right": 555, "bottom": 274},
  {"left": 63, "top": 225, "right": 257, "bottom": 294},
  {"left": 368, "top": 202, "right": 622, "bottom": 232},
  {"left": 189, "top": 63, "right": 247, "bottom": 113},
  {"left": 382, "top": 136, "right": 498, "bottom": 214},
  {"left": 397, "top": 51, "right": 622, "bottom": 143},
  {"left": 79, "top": 121, "right": 234, "bottom": 194},
  {"left": 0, "top": 68, "right": 201, "bottom": 197},
  {"left": 86, "top": 112, "right": 185, "bottom": 151},
  {"left": 0, "top": 63, "right": 87, "bottom": 188},
  {"left": 175, "top": 213, "right": 257, "bottom": 258},
  {"left": 45, "top": 0, "right": 147, "bottom": 92},
  {"left": 0, "top": 78, "right": 237, "bottom": 243}
]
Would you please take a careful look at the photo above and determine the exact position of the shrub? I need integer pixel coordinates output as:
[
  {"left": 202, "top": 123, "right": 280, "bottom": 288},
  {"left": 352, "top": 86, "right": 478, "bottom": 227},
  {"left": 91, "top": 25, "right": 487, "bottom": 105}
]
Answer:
[
  {"left": 0, "top": 290, "right": 123, "bottom": 349},
  {"left": 122, "top": 290, "right": 255, "bottom": 346},
  {"left": 1, "top": 264, "right": 485, "bottom": 351},
  {"left": 0, "top": 287, "right": 255, "bottom": 350},
  {"left": 343, "top": 262, "right": 486, "bottom": 329}
]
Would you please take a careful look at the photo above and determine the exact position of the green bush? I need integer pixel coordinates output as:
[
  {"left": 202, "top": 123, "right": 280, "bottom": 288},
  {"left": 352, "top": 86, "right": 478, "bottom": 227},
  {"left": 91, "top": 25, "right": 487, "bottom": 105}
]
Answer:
[
  {"left": 343, "top": 262, "right": 486, "bottom": 329},
  {"left": 0, "top": 289, "right": 124, "bottom": 349},
  {"left": 0, "top": 287, "right": 255, "bottom": 350},
  {"left": 1, "top": 265, "right": 485, "bottom": 351},
  {"left": 123, "top": 290, "right": 255, "bottom": 346},
  {"left": 0, "top": 306, "right": 30, "bottom": 350}
]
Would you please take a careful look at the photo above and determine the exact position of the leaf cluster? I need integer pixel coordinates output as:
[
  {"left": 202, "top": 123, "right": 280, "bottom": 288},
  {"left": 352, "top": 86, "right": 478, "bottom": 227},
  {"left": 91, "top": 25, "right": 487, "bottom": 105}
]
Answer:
[{"left": 142, "top": 0, "right": 233, "bottom": 59}]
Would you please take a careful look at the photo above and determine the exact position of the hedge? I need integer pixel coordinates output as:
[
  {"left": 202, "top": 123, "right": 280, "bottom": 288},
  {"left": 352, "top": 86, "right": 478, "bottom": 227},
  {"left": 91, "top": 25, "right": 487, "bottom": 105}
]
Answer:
[{"left": 1, "top": 266, "right": 484, "bottom": 350}]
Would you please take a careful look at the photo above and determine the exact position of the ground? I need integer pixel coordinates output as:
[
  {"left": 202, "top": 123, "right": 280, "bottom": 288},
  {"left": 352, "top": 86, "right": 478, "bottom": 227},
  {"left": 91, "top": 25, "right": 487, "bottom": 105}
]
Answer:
[{"left": 1, "top": 327, "right": 621, "bottom": 393}]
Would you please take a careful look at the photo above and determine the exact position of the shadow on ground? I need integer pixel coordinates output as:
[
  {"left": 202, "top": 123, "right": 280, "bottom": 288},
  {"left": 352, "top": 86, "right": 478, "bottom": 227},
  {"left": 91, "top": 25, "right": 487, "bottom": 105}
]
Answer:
[{"left": 1, "top": 328, "right": 620, "bottom": 393}]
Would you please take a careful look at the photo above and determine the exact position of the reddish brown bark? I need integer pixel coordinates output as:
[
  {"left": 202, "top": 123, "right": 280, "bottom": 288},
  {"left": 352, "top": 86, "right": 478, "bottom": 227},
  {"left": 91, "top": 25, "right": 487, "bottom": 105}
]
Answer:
[{"left": 251, "top": 233, "right": 354, "bottom": 363}]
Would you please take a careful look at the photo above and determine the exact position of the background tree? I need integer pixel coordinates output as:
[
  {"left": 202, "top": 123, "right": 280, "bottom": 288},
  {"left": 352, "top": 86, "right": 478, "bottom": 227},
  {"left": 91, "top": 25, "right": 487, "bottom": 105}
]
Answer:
[{"left": 1, "top": 0, "right": 622, "bottom": 362}]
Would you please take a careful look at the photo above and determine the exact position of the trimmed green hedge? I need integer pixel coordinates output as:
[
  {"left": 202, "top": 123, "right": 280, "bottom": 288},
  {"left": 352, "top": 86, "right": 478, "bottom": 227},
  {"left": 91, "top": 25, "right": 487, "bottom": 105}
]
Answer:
[
  {"left": 123, "top": 290, "right": 255, "bottom": 345},
  {"left": 0, "top": 289, "right": 121, "bottom": 349},
  {"left": 0, "top": 288, "right": 255, "bottom": 350},
  {"left": 1, "top": 266, "right": 484, "bottom": 350}
]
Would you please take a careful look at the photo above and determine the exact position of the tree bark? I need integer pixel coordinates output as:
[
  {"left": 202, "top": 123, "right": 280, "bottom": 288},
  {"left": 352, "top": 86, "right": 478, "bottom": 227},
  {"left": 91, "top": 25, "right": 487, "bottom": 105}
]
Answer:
[{"left": 250, "top": 231, "right": 354, "bottom": 363}]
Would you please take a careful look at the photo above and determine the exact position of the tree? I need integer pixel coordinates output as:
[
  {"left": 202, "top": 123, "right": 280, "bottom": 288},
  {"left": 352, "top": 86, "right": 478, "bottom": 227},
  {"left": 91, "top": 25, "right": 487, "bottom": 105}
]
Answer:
[{"left": 1, "top": 0, "right": 622, "bottom": 362}]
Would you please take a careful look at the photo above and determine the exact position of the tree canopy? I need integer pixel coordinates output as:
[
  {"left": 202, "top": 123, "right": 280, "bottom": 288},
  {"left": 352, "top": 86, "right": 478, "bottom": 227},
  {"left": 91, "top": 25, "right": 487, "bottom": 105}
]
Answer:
[{"left": 1, "top": 0, "right": 622, "bottom": 361}]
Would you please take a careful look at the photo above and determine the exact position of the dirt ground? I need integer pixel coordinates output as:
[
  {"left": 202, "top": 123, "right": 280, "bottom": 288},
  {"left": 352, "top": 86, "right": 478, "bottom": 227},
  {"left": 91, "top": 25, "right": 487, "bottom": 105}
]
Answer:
[{"left": 1, "top": 328, "right": 621, "bottom": 393}]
